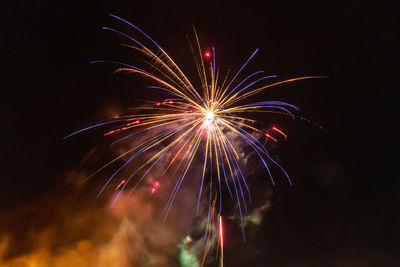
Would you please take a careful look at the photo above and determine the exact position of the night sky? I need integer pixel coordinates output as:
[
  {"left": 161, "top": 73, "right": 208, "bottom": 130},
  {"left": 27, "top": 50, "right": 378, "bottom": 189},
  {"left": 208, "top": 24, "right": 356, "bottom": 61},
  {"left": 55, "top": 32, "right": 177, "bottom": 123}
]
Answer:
[{"left": 1, "top": 1, "right": 397, "bottom": 266}]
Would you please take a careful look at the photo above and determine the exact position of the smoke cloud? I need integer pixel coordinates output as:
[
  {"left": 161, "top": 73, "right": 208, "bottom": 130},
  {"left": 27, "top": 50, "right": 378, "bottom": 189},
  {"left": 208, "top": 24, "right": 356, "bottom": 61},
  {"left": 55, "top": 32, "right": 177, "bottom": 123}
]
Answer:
[{"left": 0, "top": 169, "right": 194, "bottom": 267}]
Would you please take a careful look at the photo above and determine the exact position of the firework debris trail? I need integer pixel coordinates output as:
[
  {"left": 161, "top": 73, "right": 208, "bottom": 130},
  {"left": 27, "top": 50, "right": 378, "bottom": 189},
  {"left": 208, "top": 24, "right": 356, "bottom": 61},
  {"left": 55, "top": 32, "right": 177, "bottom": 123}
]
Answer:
[{"left": 219, "top": 215, "right": 224, "bottom": 267}]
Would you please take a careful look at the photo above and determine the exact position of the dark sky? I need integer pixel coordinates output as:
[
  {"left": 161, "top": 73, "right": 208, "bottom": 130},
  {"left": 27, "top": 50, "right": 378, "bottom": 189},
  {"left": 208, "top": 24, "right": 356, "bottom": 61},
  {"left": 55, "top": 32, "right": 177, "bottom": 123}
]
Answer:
[{"left": 1, "top": 1, "right": 397, "bottom": 266}]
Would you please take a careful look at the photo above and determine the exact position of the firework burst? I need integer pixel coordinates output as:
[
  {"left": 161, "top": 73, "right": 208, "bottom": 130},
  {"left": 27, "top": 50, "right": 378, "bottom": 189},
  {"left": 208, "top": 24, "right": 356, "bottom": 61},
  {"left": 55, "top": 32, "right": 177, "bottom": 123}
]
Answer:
[{"left": 65, "top": 14, "right": 326, "bottom": 260}]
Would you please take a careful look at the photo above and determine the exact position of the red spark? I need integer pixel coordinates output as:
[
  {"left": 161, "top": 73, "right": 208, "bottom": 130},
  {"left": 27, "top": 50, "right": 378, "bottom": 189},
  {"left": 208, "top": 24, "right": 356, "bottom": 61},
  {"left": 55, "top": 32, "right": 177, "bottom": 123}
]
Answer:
[
  {"left": 265, "top": 133, "right": 278, "bottom": 142},
  {"left": 272, "top": 126, "right": 287, "bottom": 140},
  {"left": 204, "top": 51, "right": 211, "bottom": 58},
  {"left": 135, "top": 120, "right": 140, "bottom": 124},
  {"left": 116, "top": 179, "right": 126, "bottom": 190},
  {"left": 151, "top": 181, "right": 160, "bottom": 194},
  {"left": 169, "top": 100, "right": 173, "bottom": 104},
  {"left": 156, "top": 102, "right": 160, "bottom": 106}
]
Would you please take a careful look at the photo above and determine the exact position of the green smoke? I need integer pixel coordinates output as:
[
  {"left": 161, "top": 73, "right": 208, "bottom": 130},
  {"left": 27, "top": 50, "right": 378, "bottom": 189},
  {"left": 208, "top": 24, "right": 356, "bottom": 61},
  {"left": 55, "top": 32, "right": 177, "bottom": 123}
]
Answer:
[{"left": 178, "top": 235, "right": 200, "bottom": 267}]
